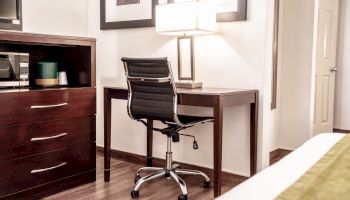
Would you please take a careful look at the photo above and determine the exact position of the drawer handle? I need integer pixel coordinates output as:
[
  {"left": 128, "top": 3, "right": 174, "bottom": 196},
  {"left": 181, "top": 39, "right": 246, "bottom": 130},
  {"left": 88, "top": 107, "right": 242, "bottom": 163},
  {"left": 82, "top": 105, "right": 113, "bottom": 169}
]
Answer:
[
  {"left": 31, "top": 103, "right": 68, "bottom": 109},
  {"left": 31, "top": 162, "right": 67, "bottom": 174},
  {"left": 31, "top": 133, "right": 68, "bottom": 142}
]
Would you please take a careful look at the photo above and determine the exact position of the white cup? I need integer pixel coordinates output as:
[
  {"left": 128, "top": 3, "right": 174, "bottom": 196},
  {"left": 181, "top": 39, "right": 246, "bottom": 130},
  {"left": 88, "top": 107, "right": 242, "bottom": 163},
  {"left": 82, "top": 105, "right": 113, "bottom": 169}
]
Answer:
[{"left": 58, "top": 71, "right": 68, "bottom": 86}]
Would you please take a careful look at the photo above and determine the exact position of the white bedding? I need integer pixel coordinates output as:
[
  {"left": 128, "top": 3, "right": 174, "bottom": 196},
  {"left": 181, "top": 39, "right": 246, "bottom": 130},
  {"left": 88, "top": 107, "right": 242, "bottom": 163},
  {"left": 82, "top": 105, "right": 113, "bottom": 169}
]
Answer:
[{"left": 217, "top": 133, "right": 346, "bottom": 200}]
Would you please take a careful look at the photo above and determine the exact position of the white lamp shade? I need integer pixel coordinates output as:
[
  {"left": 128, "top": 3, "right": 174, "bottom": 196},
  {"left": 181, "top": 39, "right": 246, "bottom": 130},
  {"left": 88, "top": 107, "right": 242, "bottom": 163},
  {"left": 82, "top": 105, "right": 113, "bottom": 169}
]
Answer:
[{"left": 156, "top": 1, "right": 217, "bottom": 36}]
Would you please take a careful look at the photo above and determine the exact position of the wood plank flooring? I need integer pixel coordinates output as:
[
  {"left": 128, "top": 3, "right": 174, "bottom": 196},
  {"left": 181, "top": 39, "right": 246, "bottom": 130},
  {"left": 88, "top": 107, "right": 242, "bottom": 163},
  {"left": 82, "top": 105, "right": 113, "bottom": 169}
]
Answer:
[
  {"left": 270, "top": 149, "right": 292, "bottom": 165},
  {"left": 39, "top": 149, "right": 291, "bottom": 200},
  {"left": 42, "top": 153, "right": 241, "bottom": 200}
]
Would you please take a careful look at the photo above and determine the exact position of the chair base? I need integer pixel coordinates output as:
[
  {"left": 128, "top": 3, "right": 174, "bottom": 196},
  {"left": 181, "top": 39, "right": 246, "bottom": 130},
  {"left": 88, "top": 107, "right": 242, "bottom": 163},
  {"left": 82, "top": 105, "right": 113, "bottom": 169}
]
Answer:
[
  {"left": 131, "top": 136, "right": 210, "bottom": 199},
  {"left": 131, "top": 165, "right": 211, "bottom": 199}
]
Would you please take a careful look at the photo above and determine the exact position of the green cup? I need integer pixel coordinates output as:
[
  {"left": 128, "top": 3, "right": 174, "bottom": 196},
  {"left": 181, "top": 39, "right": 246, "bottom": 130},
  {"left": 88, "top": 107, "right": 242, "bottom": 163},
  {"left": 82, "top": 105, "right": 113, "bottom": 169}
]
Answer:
[{"left": 35, "top": 62, "right": 58, "bottom": 86}]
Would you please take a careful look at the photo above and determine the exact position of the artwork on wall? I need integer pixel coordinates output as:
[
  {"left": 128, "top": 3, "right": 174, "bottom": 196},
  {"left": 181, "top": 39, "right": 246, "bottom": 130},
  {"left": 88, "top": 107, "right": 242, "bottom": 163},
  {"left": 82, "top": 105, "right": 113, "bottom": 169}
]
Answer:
[
  {"left": 215, "top": 0, "right": 247, "bottom": 21},
  {"left": 116, "top": 0, "right": 141, "bottom": 6},
  {"left": 166, "top": 0, "right": 247, "bottom": 22},
  {"left": 100, "top": 0, "right": 247, "bottom": 30},
  {"left": 100, "top": 0, "right": 157, "bottom": 30}
]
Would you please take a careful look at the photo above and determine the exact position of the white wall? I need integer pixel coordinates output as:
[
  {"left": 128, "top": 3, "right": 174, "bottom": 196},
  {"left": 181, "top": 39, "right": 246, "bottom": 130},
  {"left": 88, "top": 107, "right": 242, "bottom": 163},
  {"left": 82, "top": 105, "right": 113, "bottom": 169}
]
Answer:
[
  {"left": 89, "top": 0, "right": 276, "bottom": 176},
  {"left": 16, "top": 0, "right": 349, "bottom": 182},
  {"left": 278, "top": 0, "right": 316, "bottom": 149},
  {"left": 20, "top": 0, "right": 277, "bottom": 176},
  {"left": 334, "top": 0, "right": 350, "bottom": 130},
  {"left": 22, "top": 0, "right": 88, "bottom": 36}
]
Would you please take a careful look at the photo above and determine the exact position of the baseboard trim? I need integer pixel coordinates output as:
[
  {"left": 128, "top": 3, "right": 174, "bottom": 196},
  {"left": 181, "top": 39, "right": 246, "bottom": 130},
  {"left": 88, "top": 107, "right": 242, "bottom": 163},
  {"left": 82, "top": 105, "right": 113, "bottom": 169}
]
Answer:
[
  {"left": 333, "top": 128, "right": 350, "bottom": 134},
  {"left": 96, "top": 146, "right": 248, "bottom": 182}
]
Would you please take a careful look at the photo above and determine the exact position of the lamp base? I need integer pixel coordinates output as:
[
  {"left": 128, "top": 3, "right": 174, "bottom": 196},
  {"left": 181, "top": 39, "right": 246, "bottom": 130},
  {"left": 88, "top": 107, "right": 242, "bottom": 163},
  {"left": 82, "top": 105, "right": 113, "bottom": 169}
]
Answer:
[{"left": 175, "top": 81, "right": 202, "bottom": 89}]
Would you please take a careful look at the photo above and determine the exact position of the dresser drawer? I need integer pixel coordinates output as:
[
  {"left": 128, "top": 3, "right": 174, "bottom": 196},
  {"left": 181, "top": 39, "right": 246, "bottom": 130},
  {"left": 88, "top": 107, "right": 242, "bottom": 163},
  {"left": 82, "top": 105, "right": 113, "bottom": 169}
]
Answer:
[
  {"left": 0, "top": 142, "right": 95, "bottom": 198},
  {"left": 0, "top": 88, "right": 96, "bottom": 127},
  {"left": 0, "top": 116, "right": 95, "bottom": 162}
]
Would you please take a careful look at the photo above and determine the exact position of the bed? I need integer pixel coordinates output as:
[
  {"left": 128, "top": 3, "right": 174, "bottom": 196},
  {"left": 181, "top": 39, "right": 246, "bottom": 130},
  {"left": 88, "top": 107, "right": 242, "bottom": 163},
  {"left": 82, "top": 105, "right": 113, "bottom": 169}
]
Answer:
[{"left": 217, "top": 133, "right": 347, "bottom": 200}]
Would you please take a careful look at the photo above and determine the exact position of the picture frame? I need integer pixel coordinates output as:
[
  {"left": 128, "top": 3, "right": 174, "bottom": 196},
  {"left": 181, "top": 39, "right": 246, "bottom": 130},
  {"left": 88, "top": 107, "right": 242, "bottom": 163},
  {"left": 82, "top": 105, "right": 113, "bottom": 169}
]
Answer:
[
  {"left": 215, "top": 0, "right": 247, "bottom": 22},
  {"left": 100, "top": 0, "right": 247, "bottom": 30},
  {"left": 166, "top": 0, "right": 247, "bottom": 22},
  {"left": 100, "top": 0, "right": 157, "bottom": 30}
]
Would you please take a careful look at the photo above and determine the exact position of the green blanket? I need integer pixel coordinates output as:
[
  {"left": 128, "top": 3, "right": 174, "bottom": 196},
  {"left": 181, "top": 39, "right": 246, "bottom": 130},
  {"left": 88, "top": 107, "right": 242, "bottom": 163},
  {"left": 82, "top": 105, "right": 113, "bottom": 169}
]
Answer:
[{"left": 277, "top": 134, "right": 350, "bottom": 200}]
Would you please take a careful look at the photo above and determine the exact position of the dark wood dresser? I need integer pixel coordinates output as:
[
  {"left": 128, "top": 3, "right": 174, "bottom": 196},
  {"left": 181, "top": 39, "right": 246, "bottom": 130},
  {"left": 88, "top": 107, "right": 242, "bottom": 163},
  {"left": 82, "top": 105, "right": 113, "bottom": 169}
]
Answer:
[{"left": 0, "top": 31, "right": 96, "bottom": 199}]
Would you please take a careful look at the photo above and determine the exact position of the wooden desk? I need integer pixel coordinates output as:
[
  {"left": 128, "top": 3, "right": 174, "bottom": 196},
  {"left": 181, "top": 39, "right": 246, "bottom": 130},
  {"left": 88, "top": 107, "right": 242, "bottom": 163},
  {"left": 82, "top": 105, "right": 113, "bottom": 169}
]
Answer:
[{"left": 104, "top": 86, "right": 259, "bottom": 197}]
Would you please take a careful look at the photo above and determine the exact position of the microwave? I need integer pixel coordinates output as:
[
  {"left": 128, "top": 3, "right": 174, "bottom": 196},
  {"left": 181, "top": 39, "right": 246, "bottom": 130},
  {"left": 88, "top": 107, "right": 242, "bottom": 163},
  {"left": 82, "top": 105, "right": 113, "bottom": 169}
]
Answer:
[{"left": 0, "top": 52, "right": 29, "bottom": 88}]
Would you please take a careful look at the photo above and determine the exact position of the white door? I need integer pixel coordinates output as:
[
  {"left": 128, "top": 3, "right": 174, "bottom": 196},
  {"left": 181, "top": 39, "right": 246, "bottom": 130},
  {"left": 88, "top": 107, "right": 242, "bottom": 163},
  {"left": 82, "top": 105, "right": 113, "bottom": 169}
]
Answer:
[{"left": 313, "top": 0, "right": 340, "bottom": 134}]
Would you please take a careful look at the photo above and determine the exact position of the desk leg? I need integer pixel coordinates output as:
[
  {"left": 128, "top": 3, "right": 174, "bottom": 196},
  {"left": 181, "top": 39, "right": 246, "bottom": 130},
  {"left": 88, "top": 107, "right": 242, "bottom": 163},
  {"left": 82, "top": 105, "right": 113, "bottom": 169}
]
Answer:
[
  {"left": 146, "top": 120, "right": 153, "bottom": 167},
  {"left": 213, "top": 97, "right": 223, "bottom": 197},
  {"left": 104, "top": 88, "right": 111, "bottom": 182},
  {"left": 250, "top": 92, "right": 259, "bottom": 176}
]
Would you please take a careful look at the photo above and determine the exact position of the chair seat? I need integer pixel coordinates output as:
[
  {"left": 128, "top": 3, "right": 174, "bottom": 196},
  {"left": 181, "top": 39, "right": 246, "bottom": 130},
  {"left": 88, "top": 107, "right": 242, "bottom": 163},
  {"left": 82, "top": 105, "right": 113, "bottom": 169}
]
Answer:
[{"left": 178, "top": 115, "right": 213, "bottom": 126}]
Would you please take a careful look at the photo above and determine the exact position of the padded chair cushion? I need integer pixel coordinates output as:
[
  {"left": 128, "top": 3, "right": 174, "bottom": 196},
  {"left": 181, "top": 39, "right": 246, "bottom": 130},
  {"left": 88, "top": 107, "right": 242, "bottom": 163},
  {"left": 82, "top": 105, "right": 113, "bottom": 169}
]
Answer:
[
  {"left": 178, "top": 115, "right": 213, "bottom": 125},
  {"left": 130, "top": 81, "right": 175, "bottom": 122},
  {"left": 122, "top": 57, "right": 213, "bottom": 127},
  {"left": 122, "top": 57, "right": 176, "bottom": 122},
  {"left": 123, "top": 57, "right": 170, "bottom": 78}
]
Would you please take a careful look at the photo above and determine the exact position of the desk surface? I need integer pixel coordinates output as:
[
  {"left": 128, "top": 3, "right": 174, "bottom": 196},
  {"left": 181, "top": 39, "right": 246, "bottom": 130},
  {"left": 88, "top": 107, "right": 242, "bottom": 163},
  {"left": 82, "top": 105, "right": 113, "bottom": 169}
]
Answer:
[{"left": 105, "top": 86, "right": 258, "bottom": 96}]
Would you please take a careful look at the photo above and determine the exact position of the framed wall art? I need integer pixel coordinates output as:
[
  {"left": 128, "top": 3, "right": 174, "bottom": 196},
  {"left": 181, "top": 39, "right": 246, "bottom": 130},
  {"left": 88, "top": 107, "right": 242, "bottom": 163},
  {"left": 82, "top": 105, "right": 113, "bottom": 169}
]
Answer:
[
  {"left": 100, "top": 0, "right": 247, "bottom": 30},
  {"left": 100, "top": 0, "right": 157, "bottom": 30},
  {"left": 166, "top": 0, "right": 247, "bottom": 22},
  {"left": 215, "top": 0, "right": 247, "bottom": 21}
]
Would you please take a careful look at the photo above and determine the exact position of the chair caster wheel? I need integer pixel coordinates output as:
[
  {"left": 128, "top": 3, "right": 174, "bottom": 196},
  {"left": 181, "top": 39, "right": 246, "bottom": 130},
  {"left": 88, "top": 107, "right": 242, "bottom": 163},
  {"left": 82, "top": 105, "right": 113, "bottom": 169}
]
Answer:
[
  {"left": 172, "top": 134, "right": 180, "bottom": 142},
  {"left": 134, "top": 175, "right": 141, "bottom": 183},
  {"left": 203, "top": 180, "right": 211, "bottom": 188},
  {"left": 131, "top": 190, "right": 139, "bottom": 198},
  {"left": 178, "top": 194, "right": 188, "bottom": 200}
]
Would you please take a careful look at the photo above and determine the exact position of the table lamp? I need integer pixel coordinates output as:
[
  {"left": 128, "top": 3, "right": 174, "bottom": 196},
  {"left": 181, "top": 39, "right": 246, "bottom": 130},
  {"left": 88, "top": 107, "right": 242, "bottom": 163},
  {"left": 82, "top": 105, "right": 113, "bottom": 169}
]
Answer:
[{"left": 156, "top": 1, "right": 217, "bottom": 88}]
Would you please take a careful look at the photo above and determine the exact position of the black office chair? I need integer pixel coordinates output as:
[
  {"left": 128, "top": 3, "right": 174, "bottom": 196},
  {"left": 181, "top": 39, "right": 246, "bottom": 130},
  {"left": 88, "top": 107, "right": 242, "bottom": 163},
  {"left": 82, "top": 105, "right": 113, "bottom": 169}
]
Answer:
[{"left": 121, "top": 57, "right": 213, "bottom": 200}]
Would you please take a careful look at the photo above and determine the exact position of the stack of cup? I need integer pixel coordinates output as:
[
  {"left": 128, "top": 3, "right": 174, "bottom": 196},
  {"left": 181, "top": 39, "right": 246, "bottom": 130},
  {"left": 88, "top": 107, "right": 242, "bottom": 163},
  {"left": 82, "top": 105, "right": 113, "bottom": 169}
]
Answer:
[{"left": 58, "top": 71, "right": 68, "bottom": 86}]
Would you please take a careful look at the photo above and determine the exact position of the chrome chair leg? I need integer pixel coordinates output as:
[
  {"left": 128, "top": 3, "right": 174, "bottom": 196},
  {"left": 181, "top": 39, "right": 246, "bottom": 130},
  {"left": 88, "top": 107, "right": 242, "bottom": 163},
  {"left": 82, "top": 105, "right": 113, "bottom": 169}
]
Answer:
[
  {"left": 170, "top": 171, "right": 188, "bottom": 196},
  {"left": 133, "top": 171, "right": 166, "bottom": 192},
  {"left": 131, "top": 136, "right": 210, "bottom": 200},
  {"left": 136, "top": 167, "right": 164, "bottom": 176},
  {"left": 175, "top": 169, "right": 210, "bottom": 182},
  {"left": 172, "top": 163, "right": 180, "bottom": 169}
]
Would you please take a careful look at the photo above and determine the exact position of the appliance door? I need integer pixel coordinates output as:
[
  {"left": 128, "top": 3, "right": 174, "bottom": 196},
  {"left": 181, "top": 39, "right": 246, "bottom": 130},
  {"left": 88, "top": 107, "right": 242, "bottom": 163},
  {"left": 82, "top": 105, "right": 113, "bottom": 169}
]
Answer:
[{"left": 0, "top": 56, "right": 14, "bottom": 80}]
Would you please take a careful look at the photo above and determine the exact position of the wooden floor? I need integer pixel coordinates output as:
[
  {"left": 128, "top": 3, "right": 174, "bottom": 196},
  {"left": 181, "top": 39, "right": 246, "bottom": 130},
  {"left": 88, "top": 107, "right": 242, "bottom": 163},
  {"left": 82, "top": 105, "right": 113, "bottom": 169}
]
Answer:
[
  {"left": 270, "top": 149, "right": 292, "bottom": 165},
  {"left": 42, "top": 153, "right": 241, "bottom": 200},
  {"left": 40, "top": 150, "right": 291, "bottom": 200}
]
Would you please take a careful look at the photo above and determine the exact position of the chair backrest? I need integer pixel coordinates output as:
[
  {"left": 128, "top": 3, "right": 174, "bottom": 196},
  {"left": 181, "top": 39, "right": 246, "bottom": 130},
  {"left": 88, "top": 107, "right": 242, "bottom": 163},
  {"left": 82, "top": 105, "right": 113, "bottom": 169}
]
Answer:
[{"left": 121, "top": 57, "right": 179, "bottom": 123}]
